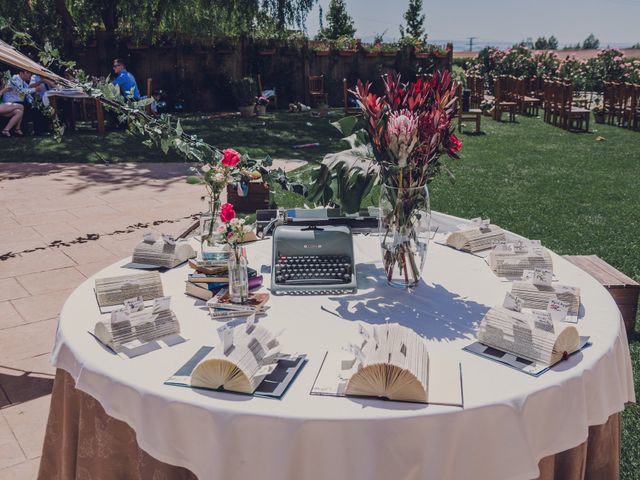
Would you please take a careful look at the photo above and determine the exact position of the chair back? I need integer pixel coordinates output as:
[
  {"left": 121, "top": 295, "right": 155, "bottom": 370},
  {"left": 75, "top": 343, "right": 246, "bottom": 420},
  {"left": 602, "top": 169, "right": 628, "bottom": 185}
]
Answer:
[{"left": 309, "top": 75, "right": 325, "bottom": 94}]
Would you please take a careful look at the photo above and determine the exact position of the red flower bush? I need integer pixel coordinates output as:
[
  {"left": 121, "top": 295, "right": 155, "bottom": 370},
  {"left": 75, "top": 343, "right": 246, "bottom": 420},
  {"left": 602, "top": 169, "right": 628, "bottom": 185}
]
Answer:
[
  {"left": 221, "top": 148, "right": 241, "bottom": 167},
  {"left": 219, "top": 203, "right": 236, "bottom": 222}
]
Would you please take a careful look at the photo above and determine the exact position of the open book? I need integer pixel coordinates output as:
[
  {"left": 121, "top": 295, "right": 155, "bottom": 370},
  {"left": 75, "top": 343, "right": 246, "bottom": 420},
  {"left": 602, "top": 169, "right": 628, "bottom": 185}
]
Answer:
[
  {"left": 95, "top": 272, "right": 164, "bottom": 309},
  {"left": 129, "top": 233, "right": 195, "bottom": 269},
  {"left": 477, "top": 306, "right": 580, "bottom": 366},
  {"left": 446, "top": 220, "right": 506, "bottom": 252},
  {"left": 311, "top": 323, "right": 463, "bottom": 406},
  {"left": 189, "top": 322, "right": 282, "bottom": 394},
  {"left": 93, "top": 296, "right": 181, "bottom": 355},
  {"left": 511, "top": 280, "right": 581, "bottom": 316},
  {"left": 488, "top": 240, "right": 553, "bottom": 279}
]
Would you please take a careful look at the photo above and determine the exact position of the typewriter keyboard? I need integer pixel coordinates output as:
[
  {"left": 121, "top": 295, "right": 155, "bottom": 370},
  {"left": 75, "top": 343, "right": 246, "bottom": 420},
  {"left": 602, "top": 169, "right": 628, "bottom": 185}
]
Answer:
[{"left": 274, "top": 255, "right": 352, "bottom": 285}]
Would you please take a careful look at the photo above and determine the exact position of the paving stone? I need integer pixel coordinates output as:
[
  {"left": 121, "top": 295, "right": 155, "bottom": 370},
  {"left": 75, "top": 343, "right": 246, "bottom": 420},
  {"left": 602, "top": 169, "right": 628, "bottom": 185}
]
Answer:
[
  {"left": 14, "top": 211, "right": 76, "bottom": 228},
  {"left": 60, "top": 242, "right": 117, "bottom": 266},
  {"left": 0, "top": 457, "right": 41, "bottom": 480},
  {"left": 0, "top": 250, "right": 76, "bottom": 280},
  {"left": 0, "top": 279, "right": 28, "bottom": 302},
  {"left": 73, "top": 259, "right": 113, "bottom": 278},
  {"left": 0, "top": 365, "right": 54, "bottom": 407},
  {"left": 0, "top": 414, "right": 25, "bottom": 470},
  {"left": 0, "top": 302, "right": 24, "bottom": 330},
  {"left": 0, "top": 227, "right": 42, "bottom": 247},
  {"left": 68, "top": 204, "right": 120, "bottom": 219},
  {"left": 10, "top": 290, "right": 72, "bottom": 324},
  {"left": 2, "top": 395, "right": 51, "bottom": 459},
  {"left": 16, "top": 267, "right": 85, "bottom": 296},
  {"left": 32, "top": 222, "right": 81, "bottom": 243},
  {"left": 0, "top": 319, "right": 58, "bottom": 363}
]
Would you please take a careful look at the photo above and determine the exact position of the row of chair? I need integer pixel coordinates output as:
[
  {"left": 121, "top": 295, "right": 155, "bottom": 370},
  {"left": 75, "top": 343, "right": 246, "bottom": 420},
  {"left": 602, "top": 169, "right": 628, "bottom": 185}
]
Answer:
[
  {"left": 543, "top": 80, "right": 590, "bottom": 131},
  {"left": 603, "top": 81, "right": 640, "bottom": 129}
]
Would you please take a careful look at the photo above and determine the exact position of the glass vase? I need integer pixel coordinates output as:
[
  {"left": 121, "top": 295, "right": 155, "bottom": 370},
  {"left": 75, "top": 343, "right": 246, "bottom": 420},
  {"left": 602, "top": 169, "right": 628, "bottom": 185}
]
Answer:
[
  {"left": 200, "top": 197, "right": 222, "bottom": 259},
  {"left": 228, "top": 248, "right": 249, "bottom": 304},
  {"left": 378, "top": 182, "right": 431, "bottom": 289}
]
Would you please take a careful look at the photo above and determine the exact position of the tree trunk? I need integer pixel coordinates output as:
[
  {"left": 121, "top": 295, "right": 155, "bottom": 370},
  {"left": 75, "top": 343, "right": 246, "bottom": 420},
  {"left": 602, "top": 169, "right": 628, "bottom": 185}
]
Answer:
[{"left": 54, "top": 0, "right": 77, "bottom": 53}]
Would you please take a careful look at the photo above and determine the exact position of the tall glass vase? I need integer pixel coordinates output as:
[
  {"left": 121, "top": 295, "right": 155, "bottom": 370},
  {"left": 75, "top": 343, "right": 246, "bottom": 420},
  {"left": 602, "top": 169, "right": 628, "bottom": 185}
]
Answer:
[
  {"left": 200, "top": 197, "right": 221, "bottom": 258},
  {"left": 228, "top": 248, "right": 249, "bottom": 304},
  {"left": 378, "top": 182, "right": 431, "bottom": 289}
]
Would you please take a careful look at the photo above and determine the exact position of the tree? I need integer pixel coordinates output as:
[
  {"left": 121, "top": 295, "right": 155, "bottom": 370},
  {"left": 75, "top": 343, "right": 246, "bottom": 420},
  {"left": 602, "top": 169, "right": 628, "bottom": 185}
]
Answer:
[
  {"left": 1, "top": 0, "right": 318, "bottom": 52},
  {"left": 547, "top": 35, "right": 558, "bottom": 49},
  {"left": 324, "top": 0, "right": 356, "bottom": 40},
  {"left": 534, "top": 37, "right": 548, "bottom": 49},
  {"left": 582, "top": 33, "right": 600, "bottom": 49},
  {"left": 399, "top": 0, "right": 426, "bottom": 40}
]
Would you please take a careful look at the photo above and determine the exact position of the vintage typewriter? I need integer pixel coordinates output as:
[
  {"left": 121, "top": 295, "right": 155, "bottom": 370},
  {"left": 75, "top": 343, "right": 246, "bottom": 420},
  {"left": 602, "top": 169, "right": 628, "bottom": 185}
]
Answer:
[{"left": 271, "top": 224, "right": 357, "bottom": 295}]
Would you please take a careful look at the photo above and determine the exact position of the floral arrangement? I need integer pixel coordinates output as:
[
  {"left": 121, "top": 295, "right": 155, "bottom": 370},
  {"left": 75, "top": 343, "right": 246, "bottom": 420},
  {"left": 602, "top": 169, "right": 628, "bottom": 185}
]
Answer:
[
  {"left": 217, "top": 203, "right": 251, "bottom": 249},
  {"left": 353, "top": 71, "right": 461, "bottom": 185},
  {"left": 194, "top": 147, "right": 269, "bottom": 246},
  {"left": 352, "top": 71, "right": 461, "bottom": 287}
]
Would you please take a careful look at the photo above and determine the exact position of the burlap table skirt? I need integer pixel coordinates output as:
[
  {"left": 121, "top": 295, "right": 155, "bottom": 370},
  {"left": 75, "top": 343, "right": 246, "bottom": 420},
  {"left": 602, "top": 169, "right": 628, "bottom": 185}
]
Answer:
[{"left": 38, "top": 369, "right": 621, "bottom": 480}]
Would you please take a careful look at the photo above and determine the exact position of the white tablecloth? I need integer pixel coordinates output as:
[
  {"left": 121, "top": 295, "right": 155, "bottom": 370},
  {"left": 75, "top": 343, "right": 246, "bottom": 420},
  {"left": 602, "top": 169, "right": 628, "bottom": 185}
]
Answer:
[
  {"left": 43, "top": 89, "right": 92, "bottom": 107},
  {"left": 51, "top": 212, "right": 635, "bottom": 480}
]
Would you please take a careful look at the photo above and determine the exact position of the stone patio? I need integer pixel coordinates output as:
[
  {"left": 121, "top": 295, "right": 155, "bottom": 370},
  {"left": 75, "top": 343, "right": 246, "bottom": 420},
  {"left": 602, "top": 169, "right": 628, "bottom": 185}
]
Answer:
[{"left": 0, "top": 160, "right": 303, "bottom": 479}]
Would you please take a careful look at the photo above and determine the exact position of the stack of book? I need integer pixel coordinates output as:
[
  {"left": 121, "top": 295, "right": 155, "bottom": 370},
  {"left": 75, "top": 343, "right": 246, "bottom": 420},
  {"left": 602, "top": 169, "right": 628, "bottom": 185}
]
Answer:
[
  {"left": 206, "top": 289, "right": 270, "bottom": 320},
  {"left": 185, "top": 256, "right": 264, "bottom": 301}
]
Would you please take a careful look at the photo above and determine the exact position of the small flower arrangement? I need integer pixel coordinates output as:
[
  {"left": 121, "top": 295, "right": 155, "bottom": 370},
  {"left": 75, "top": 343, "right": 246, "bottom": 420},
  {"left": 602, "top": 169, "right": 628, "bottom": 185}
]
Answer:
[{"left": 217, "top": 203, "right": 251, "bottom": 250}]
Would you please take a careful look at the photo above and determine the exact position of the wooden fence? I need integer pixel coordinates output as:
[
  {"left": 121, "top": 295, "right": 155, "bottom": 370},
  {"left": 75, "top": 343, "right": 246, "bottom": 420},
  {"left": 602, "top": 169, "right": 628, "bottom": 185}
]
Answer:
[{"left": 71, "top": 37, "right": 453, "bottom": 111}]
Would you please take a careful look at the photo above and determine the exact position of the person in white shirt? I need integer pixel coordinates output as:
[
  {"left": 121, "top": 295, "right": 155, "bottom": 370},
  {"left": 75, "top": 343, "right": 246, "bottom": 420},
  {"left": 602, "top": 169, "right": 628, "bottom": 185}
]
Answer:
[
  {"left": 1, "top": 70, "right": 48, "bottom": 135},
  {"left": 30, "top": 74, "right": 55, "bottom": 101},
  {"left": 0, "top": 79, "right": 25, "bottom": 137}
]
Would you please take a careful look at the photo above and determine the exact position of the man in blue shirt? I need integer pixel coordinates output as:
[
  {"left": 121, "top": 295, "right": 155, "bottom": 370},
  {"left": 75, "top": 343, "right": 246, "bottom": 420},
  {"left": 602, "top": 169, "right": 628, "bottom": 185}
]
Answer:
[{"left": 111, "top": 58, "right": 140, "bottom": 100}]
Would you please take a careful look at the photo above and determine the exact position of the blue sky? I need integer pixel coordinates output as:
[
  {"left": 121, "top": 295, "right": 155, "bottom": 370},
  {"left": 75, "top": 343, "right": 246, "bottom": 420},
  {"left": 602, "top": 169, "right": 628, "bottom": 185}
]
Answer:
[{"left": 305, "top": 0, "right": 640, "bottom": 49}]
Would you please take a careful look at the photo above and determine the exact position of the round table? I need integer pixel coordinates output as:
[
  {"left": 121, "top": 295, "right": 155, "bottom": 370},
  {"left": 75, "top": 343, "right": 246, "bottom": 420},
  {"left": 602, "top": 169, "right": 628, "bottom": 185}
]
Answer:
[{"left": 47, "top": 212, "right": 634, "bottom": 480}]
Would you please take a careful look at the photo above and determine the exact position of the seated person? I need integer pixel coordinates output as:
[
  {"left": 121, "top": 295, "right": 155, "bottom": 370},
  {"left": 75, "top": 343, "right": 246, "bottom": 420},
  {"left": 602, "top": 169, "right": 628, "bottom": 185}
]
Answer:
[
  {"left": 2, "top": 70, "right": 45, "bottom": 135},
  {"left": 111, "top": 58, "right": 141, "bottom": 100},
  {"left": 147, "top": 89, "right": 165, "bottom": 116},
  {"left": 30, "top": 74, "right": 56, "bottom": 101},
  {"left": 0, "top": 80, "right": 25, "bottom": 137}
]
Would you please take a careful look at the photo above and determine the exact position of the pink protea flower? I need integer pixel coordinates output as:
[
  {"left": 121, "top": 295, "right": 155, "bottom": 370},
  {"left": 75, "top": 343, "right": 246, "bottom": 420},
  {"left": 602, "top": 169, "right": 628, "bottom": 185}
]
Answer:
[{"left": 385, "top": 109, "right": 419, "bottom": 168}]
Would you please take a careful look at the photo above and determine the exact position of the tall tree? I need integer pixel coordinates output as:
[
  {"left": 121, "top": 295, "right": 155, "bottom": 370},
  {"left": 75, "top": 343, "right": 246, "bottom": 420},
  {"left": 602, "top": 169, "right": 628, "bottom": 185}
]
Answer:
[
  {"left": 324, "top": 0, "right": 355, "bottom": 40},
  {"left": 534, "top": 37, "right": 548, "bottom": 49},
  {"left": 547, "top": 35, "right": 558, "bottom": 50},
  {"left": 582, "top": 33, "right": 600, "bottom": 49},
  {"left": 399, "top": 0, "right": 426, "bottom": 40}
]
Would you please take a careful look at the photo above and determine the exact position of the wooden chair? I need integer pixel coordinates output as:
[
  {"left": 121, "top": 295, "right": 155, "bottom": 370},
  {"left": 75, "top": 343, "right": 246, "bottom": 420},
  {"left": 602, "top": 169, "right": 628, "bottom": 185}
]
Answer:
[
  {"left": 343, "top": 79, "right": 359, "bottom": 114},
  {"left": 308, "top": 75, "right": 328, "bottom": 107},
  {"left": 493, "top": 75, "right": 517, "bottom": 122},
  {"left": 603, "top": 81, "right": 622, "bottom": 125},
  {"left": 631, "top": 84, "right": 640, "bottom": 130},
  {"left": 559, "top": 82, "right": 590, "bottom": 132},
  {"left": 257, "top": 74, "right": 278, "bottom": 110},
  {"left": 456, "top": 85, "right": 482, "bottom": 133},
  {"left": 621, "top": 83, "right": 636, "bottom": 128},
  {"left": 515, "top": 77, "right": 540, "bottom": 116},
  {"left": 466, "top": 75, "right": 484, "bottom": 109}
]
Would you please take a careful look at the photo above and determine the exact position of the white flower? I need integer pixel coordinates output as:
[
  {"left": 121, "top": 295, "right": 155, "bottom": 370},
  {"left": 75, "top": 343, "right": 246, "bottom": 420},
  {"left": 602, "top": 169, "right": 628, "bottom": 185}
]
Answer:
[
  {"left": 213, "top": 172, "right": 225, "bottom": 183},
  {"left": 386, "top": 110, "right": 419, "bottom": 168}
]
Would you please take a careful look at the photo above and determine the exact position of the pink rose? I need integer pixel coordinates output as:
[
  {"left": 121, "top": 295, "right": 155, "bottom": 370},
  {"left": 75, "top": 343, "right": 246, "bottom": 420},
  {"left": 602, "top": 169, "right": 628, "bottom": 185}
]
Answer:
[
  {"left": 220, "top": 203, "right": 236, "bottom": 223},
  {"left": 221, "top": 148, "right": 241, "bottom": 167}
]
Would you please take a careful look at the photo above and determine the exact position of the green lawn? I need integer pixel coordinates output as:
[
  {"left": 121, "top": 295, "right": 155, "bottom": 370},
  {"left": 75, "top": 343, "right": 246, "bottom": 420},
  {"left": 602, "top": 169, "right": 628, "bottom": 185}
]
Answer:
[
  {"left": 0, "top": 112, "right": 346, "bottom": 163},
  {"left": 1, "top": 110, "right": 639, "bottom": 476}
]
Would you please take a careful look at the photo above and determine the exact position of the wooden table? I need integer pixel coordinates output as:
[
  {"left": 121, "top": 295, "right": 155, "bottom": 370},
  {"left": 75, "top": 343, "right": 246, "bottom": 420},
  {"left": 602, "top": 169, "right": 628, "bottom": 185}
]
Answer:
[{"left": 46, "top": 90, "right": 105, "bottom": 135}]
